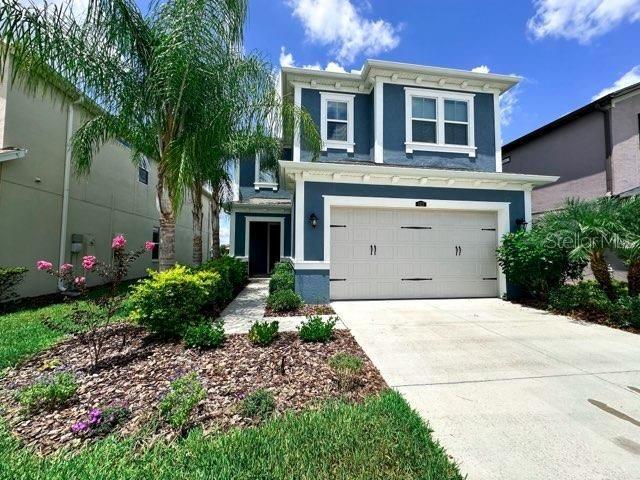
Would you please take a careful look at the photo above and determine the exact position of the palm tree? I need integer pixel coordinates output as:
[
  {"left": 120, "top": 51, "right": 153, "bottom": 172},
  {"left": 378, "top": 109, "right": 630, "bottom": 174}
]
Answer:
[
  {"left": 542, "top": 197, "right": 623, "bottom": 300},
  {"left": 616, "top": 195, "right": 640, "bottom": 296},
  {"left": 0, "top": 0, "right": 319, "bottom": 269}
]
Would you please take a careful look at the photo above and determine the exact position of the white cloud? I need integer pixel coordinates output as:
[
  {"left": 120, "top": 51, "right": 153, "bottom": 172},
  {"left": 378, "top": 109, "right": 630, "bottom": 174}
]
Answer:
[
  {"left": 286, "top": 0, "right": 400, "bottom": 63},
  {"left": 471, "top": 65, "right": 490, "bottom": 74},
  {"left": 326, "top": 61, "right": 347, "bottom": 73},
  {"left": 279, "top": 47, "right": 347, "bottom": 73},
  {"left": 500, "top": 86, "right": 520, "bottom": 127},
  {"left": 219, "top": 213, "right": 230, "bottom": 245},
  {"left": 279, "top": 46, "right": 295, "bottom": 68},
  {"left": 592, "top": 65, "right": 640, "bottom": 99},
  {"left": 21, "top": 0, "right": 89, "bottom": 18},
  {"left": 527, "top": 0, "right": 640, "bottom": 43}
]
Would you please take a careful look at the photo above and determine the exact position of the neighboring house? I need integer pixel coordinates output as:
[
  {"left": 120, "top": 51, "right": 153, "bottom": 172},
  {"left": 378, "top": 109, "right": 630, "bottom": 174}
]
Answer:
[
  {"left": 0, "top": 67, "right": 212, "bottom": 298},
  {"left": 502, "top": 82, "right": 640, "bottom": 215},
  {"left": 229, "top": 60, "right": 557, "bottom": 302}
]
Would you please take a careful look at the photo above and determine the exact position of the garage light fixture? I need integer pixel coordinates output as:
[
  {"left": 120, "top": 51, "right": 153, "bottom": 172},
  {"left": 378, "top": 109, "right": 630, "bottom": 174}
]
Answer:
[{"left": 309, "top": 213, "right": 318, "bottom": 228}]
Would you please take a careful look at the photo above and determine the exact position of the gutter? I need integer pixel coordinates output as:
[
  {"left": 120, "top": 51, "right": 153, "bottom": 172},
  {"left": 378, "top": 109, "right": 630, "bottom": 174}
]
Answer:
[{"left": 57, "top": 102, "right": 77, "bottom": 290}]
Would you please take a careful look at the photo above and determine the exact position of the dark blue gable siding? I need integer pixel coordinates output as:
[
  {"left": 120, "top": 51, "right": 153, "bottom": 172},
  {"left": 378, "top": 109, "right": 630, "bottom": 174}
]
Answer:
[
  {"left": 239, "top": 156, "right": 255, "bottom": 187},
  {"left": 383, "top": 84, "right": 496, "bottom": 171},
  {"left": 301, "top": 88, "right": 374, "bottom": 162}
]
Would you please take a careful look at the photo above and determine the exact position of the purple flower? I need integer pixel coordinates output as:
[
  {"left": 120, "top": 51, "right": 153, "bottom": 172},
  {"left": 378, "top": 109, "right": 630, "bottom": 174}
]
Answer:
[
  {"left": 88, "top": 408, "right": 102, "bottom": 425},
  {"left": 71, "top": 421, "right": 88, "bottom": 434}
]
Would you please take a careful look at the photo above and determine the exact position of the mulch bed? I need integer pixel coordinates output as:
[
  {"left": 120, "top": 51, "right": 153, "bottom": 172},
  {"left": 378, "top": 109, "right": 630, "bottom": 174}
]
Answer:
[
  {"left": 264, "top": 304, "right": 336, "bottom": 317},
  {"left": 0, "top": 324, "right": 386, "bottom": 454}
]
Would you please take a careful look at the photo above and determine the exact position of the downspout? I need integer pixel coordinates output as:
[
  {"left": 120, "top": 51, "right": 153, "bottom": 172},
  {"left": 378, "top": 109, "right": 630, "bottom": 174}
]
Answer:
[{"left": 57, "top": 102, "right": 75, "bottom": 290}]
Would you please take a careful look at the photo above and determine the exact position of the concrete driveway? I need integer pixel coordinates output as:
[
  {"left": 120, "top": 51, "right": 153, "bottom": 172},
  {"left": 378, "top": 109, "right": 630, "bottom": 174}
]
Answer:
[{"left": 332, "top": 298, "right": 640, "bottom": 480}]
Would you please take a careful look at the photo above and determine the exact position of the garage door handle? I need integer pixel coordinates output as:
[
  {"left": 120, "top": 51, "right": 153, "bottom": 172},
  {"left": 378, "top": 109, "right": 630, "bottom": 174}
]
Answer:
[
  {"left": 374, "top": 245, "right": 377, "bottom": 255},
  {"left": 370, "top": 245, "right": 373, "bottom": 255}
]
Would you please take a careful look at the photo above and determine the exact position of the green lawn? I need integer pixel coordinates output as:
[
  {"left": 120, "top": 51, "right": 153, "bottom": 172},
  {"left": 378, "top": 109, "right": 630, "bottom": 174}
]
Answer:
[{"left": 0, "top": 390, "right": 462, "bottom": 480}]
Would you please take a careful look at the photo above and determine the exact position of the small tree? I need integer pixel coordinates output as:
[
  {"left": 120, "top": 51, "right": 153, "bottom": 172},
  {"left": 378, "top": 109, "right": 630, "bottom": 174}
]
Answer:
[{"left": 36, "top": 235, "right": 154, "bottom": 368}]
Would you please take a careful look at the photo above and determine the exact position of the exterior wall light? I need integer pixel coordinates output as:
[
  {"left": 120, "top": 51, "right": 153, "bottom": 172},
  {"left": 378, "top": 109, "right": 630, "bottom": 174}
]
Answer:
[
  {"left": 515, "top": 218, "right": 528, "bottom": 229},
  {"left": 309, "top": 213, "right": 318, "bottom": 228}
]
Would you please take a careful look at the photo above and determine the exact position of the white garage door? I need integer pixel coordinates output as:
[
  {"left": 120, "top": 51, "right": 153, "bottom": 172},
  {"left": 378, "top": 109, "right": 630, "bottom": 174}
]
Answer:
[{"left": 330, "top": 206, "right": 499, "bottom": 300}]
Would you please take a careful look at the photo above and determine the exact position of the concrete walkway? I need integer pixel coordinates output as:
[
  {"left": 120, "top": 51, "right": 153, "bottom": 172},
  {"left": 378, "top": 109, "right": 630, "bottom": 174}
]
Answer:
[
  {"left": 221, "top": 278, "right": 344, "bottom": 333},
  {"left": 333, "top": 298, "right": 640, "bottom": 480}
]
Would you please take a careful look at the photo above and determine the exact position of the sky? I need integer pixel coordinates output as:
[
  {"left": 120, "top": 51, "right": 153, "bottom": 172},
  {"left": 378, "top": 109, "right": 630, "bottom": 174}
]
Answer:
[{"left": 35, "top": 0, "right": 640, "bottom": 244}]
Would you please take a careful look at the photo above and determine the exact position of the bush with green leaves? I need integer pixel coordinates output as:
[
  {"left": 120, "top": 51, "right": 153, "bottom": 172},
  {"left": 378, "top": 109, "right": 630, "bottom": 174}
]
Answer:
[
  {"left": 248, "top": 320, "right": 279, "bottom": 346},
  {"left": 195, "top": 269, "right": 229, "bottom": 309},
  {"left": 240, "top": 389, "right": 276, "bottom": 421},
  {"left": 183, "top": 322, "right": 225, "bottom": 349},
  {"left": 497, "top": 227, "right": 586, "bottom": 299},
  {"left": 298, "top": 315, "right": 337, "bottom": 343},
  {"left": 612, "top": 295, "right": 640, "bottom": 328},
  {"left": 159, "top": 373, "right": 206, "bottom": 430},
  {"left": 548, "top": 282, "right": 613, "bottom": 314},
  {"left": 128, "top": 265, "right": 210, "bottom": 337},
  {"left": 0, "top": 267, "right": 28, "bottom": 303},
  {"left": 200, "top": 256, "right": 248, "bottom": 293},
  {"left": 16, "top": 372, "right": 77, "bottom": 413},
  {"left": 269, "top": 261, "right": 294, "bottom": 294},
  {"left": 266, "top": 289, "right": 303, "bottom": 312},
  {"left": 329, "top": 353, "right": 364, "bottom": 392}
]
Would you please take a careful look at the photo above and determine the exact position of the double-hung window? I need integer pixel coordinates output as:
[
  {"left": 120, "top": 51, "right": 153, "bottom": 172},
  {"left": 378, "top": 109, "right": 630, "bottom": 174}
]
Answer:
[
  {"left": 404, "top": 87, "right": 476, "bottom": 157},
  {"left": 254, "top": 152, "right": 278, "bottom": 191},
  {"left": 320, "top": 92, "right": 354, "bottom": 152}
]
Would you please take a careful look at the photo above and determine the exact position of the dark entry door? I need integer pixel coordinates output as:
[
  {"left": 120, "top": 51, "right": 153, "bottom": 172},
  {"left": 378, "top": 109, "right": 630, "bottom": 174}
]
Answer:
[
  {"left": 268, "top": 223, "right": 281, "bottom": 273},
  {"left": 248, "top": 221, "right": 281, "bottom": 277}
]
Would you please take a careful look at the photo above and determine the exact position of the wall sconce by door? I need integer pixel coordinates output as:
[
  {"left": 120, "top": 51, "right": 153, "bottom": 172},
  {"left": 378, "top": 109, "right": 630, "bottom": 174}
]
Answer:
[
  {"left": 515, "top": 218, "right": 528, "bottom": 229},
  {"left": 309, "top": 213, "right": 318, "bottom": 228}
]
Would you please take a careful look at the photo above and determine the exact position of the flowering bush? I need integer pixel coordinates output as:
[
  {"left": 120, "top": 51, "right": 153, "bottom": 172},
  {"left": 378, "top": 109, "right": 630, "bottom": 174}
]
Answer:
[
  {"left": 71, "top": 403, "right": 130, "bottom": 437},
  {"left": 159, "top": 373, "right": 205, "bottom": 430},
  {"left": 36, "top": 234, "right": 153, "bottom": 368}
]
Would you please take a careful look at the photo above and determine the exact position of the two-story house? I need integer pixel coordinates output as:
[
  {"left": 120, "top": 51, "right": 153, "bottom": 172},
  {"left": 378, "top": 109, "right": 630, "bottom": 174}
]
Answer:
[{"left": 229, "top": 60, "right": 557, "bottom": 302}]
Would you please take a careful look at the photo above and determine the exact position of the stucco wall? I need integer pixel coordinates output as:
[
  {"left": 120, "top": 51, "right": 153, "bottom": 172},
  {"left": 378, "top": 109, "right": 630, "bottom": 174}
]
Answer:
[
  {"left": 503, "top": 110, "right": 608, "bottom": 213},
  {"left": 610, "top": 93, "right": 640, "bottom": 196},
  {"left": 0, "top": 79, "right": 210, "bottom": 298}
]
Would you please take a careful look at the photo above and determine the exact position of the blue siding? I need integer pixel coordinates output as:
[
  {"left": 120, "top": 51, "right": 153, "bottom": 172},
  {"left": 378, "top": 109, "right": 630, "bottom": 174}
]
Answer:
[
  {"left": 301, "top": 88, "right": 374, "bottom": 162},
  {"left": 295, "top": 269, "right": 330, "bottom": 304},
  {"left": 383, "top": 84, "right": 496, "bottom": 170},
  {"left": 302, "top": 182, "right": 524, "bottom": 261},
  {"left": 234, "top": 212, "right": 292, "bottom": 257},
  {"left": 239, "top": 156, "right": 255, "bottom": 187}
]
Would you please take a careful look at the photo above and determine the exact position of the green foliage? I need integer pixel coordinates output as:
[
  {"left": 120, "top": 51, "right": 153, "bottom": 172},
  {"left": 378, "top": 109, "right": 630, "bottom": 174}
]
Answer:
[
  {"left": 329, "top": 353, "right": 364, "bottom": 392},
  {"left": 0, "top": 267, "right": 28, "bottom": 303},
  {"left": 198, "top": 256, "right": 248, "bottom": 300},
  {"left": 548, "top": 282, "right": 614, "bottom": 314},
  {"left": 240, "top": 389, "right": 276, "bottom": 421},
  {"left": 497, "top": 227, "right": 586, "bottom": 299},
  {"left": 248, "top": 321, "right": 279, "bottom": 346},
  {"left": 16, "top": 372, "right": 77, "bottom": 413},
  {"left": 268, "top": 261, "right": 294, "bottom": 294},
  {"left": 0, "top": 391, "right": 463, "bottom": 479},
  {"left": 194, "top": 269, "right": 228, "bottom": 308},
  {"left": 266, "top": 289, "right": 303, "bottom": 312},
  {"left": 612, "top": 296, "right": 640, "bottom": 328},
  {"left": 90, "top": 406, "right": 131, "bottom": 438},
  {"left": 128, "top": 265, "right": 209, "bottom": 337},
  {"left": 159, "top": 373, "right": 206, "bottom": 430},
  {"left": 298, "top": 315, "right": 337, "bottom": 343},
  {"left": 183, "top": 322, "right": 225, "bottom": 349}
]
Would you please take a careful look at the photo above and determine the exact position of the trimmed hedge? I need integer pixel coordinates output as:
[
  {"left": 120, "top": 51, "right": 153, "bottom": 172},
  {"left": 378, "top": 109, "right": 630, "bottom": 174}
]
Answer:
[
  {"left": 266, "top": 289, "right": 303, "bottom": 312},
  {"left": 269, "top": 261, "right": 294, "bottom": 294}
]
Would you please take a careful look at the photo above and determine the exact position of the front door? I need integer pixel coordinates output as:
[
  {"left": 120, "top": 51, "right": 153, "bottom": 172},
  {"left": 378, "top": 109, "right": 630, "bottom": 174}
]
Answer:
[{"left": 248, "top": 221, "right": 281, "bottom": 277}]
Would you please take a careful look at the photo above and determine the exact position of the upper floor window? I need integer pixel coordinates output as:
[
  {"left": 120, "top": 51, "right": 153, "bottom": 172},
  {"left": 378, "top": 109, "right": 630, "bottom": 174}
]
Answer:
[
  {"left": 404, "top": 87, "right": 476, "bottom": 157},
  {"left": 320, "top": 92, "right": 354, "bottom": 152},
  {"left": 254, "top": 153, "right": 278, "bottom": 191},
  {"left": 138, "top": 159, "right": 149, "bottom": 185}
]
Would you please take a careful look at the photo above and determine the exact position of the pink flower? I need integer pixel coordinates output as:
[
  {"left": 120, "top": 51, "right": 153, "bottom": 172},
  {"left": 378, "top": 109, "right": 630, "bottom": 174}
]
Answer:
[
  {"left": 82, "top": 255, "right": 97, "bottom": 271},
  {"left": 36, "top": 260, "right": 53, "bottom": 271},
  {"left": 74, "top": 276, "right": 86, "bottom": 286},
  {"left": 60, "top": 263, "right": 74, "bottom": 273},
  {"left": 111, "top": 235, "right": 126, "bottom": 250},
  {"left": 144, "top": 241, "right": 155, "bottom": 252}
]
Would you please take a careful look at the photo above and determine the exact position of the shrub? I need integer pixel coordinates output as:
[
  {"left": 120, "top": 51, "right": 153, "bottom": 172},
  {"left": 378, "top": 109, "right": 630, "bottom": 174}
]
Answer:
[
  {"left": 329, "top": 353, "right": 364, "bottom": 392},
  {"left": 612, "top": 296, "right": 640, "bottom": 328},
  {"left": 159, "top": 373, "right": 206, "bottom": 430},
  {"left": 298, "top": 315, "right": 336, "bottom": 343},
  {"left": 183, "top": 322, "right": 225, "bottom": 349},
  {"left": 240, "top": 389, "right": 276, "bottom": 421},
  {"left": 194, "top": 269, "right": 229, "bottom": 308},
  {"left": 128, "top": 265, "right": 209, "bottom": 337},
  {"left": 248, "top": 321, "right": 279, "bottom": 346},
  {"left": 548, "top": 282, "right": 613, "bottom": 314},
  {"left": 16, "top": 372, "right": 77, "bottom": 412},
  {"left": 71, "top": 404, "right": 130, "bottom": 437},
  {"left": 269, "top": 261, "right": 294, "bottom": 294},
  {"left": 200, "top": 256, "right": 248, "bottom": 293},
  {"left": 266, "top": 289, "right": 303, "bottom": 312},
  {"left": 0, "top": 267, "right": 28, "bottom": 303},
  {"left": 497, "top": 227, "right": 586, "bottom": 299}
]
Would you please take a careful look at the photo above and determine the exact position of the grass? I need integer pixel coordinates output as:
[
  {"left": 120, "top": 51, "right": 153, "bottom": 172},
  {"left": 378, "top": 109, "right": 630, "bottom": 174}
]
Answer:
[{"left": 0, "top": 390, "right": 463, "bottom": 480}]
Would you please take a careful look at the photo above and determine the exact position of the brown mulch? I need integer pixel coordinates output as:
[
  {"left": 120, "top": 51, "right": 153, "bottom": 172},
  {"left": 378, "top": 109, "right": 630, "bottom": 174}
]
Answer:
[
  {"left": 0, "top": 324, "right": 386, "bottom": 454},
  {"left": 264, "top": 304, "right": 336, "bottom": 317}
]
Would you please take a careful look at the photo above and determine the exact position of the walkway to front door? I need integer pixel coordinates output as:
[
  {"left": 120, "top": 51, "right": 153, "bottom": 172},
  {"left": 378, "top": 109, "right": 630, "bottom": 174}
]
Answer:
[{"left": 333, "top": 298, "right": 640, "bottom": 480}]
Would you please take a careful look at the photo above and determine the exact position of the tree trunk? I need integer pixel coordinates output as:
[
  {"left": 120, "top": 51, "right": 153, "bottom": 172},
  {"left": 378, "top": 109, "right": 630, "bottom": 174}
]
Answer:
[
  {"left": 191, "top": 184, "right": 204, "bottom": 265},
  {"left": 210, "top": 192, "right": 221, "bottom": 259},
  {"left": 157, "top": 169, "right": 176, "bottom": 271},
  {"left": 628, "top": 260, "right": 640, "bottom": 297},
  {"left": 590, "top": 250, "right": 616, "bottom": 300}
]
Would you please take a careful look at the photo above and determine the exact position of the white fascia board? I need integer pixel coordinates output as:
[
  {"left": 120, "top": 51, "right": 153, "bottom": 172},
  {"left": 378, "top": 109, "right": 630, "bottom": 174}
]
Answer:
[
  {"left": 279, "top": 160, "right": 558, "bottom": 190},
  {"left": 0, "top": 149, "right": 27, "bottom": 163}
]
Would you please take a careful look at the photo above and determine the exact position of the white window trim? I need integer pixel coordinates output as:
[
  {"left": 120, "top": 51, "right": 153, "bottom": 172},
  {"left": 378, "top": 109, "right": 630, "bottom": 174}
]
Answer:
[
  {"left": 254, "top": 153, "right": 278, "bottom": 191},
  {"left": 320, "top": 92, "right": 355, "bottom": 153},
  {"left": 404, "top": 87, "right": 476, "bottom": 157}
]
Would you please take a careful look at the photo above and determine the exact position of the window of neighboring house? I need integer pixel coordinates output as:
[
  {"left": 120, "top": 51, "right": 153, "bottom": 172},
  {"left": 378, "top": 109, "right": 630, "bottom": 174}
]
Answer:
[
  {"left": 254, "top": 153, "right": 278, "bottom": 191},
  {"left": 138, "top": 159, "right": 149, "bottom": 185},
  {"left": 502, "top": 156, "right": 511, "bottom": 165},
  {"left": 152, "top": 227, "right": 159, "bottom": 261},
  {"left": 320, "top": 92, "right": 355, "bottom": 152},
  {"left": 404, "top": 87, "right": 476, "bottom": 157}
]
